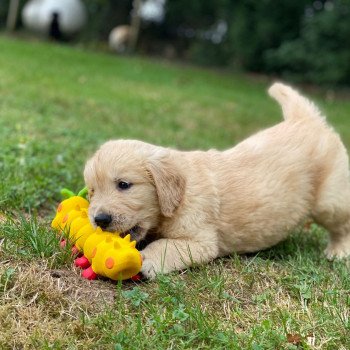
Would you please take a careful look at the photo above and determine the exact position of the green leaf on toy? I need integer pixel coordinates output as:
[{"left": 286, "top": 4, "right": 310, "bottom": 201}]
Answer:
[
  {"left": 61, "top": 188, "right": 75, "bottom": 199},
  {"left": 78, "top": 187, "right": 88, "bottom": 199}
]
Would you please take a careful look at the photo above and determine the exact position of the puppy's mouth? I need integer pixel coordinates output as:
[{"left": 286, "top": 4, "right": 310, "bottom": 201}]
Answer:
[{"left": 119, "top": 224, "right": 143, "bottom": 241}]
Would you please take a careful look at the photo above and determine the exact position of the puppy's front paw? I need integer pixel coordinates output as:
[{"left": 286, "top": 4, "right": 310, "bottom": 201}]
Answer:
[
  {"left": 140, "top": 254, "right": 160, "bottom": 280},
  {"left": 141, "top": 259, "right": 158, "bottom": 280}
]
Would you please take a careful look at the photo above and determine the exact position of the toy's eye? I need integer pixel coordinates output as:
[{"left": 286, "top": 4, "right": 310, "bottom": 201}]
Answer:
[{"left": 117, "top": 181, "right": 132, "bottom": 190}]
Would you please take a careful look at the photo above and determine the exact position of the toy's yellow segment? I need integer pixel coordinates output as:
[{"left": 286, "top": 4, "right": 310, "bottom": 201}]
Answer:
[
  {"left": 83, "top": 227, "right": 114, "bottom": 262},
  {"left": 51, "top": 193, "right": 142, "bottom": 281},
  {"left": 91, "top": 234, "right": 142, "bottom": 280},
  {"left": 51, "top": 196, "right": 89, "bottom": 230},
  {"left": 68, "top": 209, "right": 90, "bottom": 238},
  {"left": 74, "top": 222, "right": 96, "bottom": 251},
  {"left": 102, "top": 245, "right": 142, "bottom": 280},
  {"left": 61, "top": 208, "right": 84, "bottom": 231}
]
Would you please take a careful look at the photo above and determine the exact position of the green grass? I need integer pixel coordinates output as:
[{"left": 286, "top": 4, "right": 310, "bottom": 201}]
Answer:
[{"left": 1, "top": 35, "right": 350, "bottom": 349}]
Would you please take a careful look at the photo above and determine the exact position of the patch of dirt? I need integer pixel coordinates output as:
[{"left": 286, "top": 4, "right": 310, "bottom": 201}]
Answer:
[
  {"left": 48, "top": 266, "right": 118, "bottom": 306},
  {"left": 0, "top": 260, "right": 139, "bottom": 349}
]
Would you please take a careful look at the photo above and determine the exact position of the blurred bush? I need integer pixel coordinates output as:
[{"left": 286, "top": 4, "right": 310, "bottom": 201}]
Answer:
[
  {"left": 164, "top": 0, "right": 349, "bottom": 85},
  {"left": 163, "top": 0, "right": 350, "bottom": 86},
  {"left": 133, "top": 0, "right": 305, "bottom": 67},
  {"left": 155, "top": 0, "right": 311, "bottom": 69},
  {"left": 264, "top": 0, "right": 350, "bottom": 85}
]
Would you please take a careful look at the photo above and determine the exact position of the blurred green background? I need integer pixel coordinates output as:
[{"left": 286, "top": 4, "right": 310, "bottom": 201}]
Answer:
[{"left": 1, "top": 0, "right": 350, "bottom": 86}]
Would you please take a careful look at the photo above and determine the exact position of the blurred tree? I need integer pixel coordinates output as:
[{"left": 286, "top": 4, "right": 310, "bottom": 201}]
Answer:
[
  {"left": 129, "top": 0, "right": 142, "bottom": 52},
  {"left": 6, "top": 0, "right": 20, "bottom": 31},
  {"left": 0, "top": 0, "right": 25, "bottom": 30}
]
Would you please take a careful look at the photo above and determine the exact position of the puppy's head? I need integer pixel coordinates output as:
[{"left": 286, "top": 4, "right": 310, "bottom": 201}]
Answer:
[{"left": 84, "top": 140, "right": 186, "bottom": 241}]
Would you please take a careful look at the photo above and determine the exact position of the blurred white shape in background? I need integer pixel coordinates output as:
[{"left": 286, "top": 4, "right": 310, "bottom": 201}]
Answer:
[
  {"left": 22, "top": 0, "right": 87, "bottom": 35},
  {"left": 139, "top": 0, "right": 165, "bottom": 23}
]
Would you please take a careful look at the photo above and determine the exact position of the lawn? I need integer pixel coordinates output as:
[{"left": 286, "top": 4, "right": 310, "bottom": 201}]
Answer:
[{"left": 0, "top": 35, "right": 350, "bottom": 350}]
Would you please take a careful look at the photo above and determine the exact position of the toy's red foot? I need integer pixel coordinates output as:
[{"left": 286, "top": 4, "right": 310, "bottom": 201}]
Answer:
[
  {"left": 131, "top": 274, "right": 142, "bottom": 282},
  {"left": 82, "top": 266, "right": 97, "bottom": 280},
  {"left": 60, "top": 239, "right": 66, "bottom": 248},
  {"left": 75, "top": 256, "right": 91, "bottom": 269},
  {"left": 71, "top": 245, "right": 80, "bottom": 256}
]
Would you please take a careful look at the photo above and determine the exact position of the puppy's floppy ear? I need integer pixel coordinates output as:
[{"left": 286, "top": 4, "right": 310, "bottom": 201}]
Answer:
[{"left": 146, "top": 153, "right": 186, "bottom": 218}]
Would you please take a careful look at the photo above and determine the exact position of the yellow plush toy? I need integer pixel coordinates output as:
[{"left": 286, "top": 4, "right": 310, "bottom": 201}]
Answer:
[{"left": 51, "top": 188, "right": 142, "bottom": 281}]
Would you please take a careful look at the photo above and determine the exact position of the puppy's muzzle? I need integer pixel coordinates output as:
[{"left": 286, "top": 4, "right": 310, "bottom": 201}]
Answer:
[{"left": 94, "top": 213, "right": 112, "bottom": 230}]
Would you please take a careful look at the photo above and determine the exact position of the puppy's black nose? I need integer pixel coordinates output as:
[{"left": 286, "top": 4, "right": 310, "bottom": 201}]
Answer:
[{"left": 94, "top": 213, "right": 112, "bottom": 229}]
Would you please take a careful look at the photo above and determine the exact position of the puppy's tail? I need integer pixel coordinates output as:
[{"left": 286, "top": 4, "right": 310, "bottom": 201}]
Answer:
[{"left": 268, "top": 82, "right": 325, "bottom": 122}]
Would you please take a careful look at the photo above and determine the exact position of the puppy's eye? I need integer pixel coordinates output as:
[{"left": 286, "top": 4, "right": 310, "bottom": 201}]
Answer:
[
  {"left": 88, "top": 189, "right": 95, "bottom": 199},
  {"left": 117, "top": 181, "right": 132, "bottom": 190}
]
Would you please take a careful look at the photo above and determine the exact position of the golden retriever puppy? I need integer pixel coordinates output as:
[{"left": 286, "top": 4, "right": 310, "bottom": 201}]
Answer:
[{"left": 84, "top": 83, "right": 350, "bottom": 279}]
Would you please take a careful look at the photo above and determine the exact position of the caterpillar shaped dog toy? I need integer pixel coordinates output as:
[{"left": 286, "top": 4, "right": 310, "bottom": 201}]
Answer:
[{"left": 51, "top": 188, "right": 142, "bottom": 281}]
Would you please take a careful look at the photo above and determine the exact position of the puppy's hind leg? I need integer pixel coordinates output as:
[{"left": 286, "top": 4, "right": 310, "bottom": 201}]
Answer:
[{"left": 312, "top": 157, "right": 350, "bottom": 259}]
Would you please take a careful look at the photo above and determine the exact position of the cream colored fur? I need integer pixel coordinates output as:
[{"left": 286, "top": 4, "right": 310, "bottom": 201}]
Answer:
[{"left": 84, "top": 83, "right": 350, "bottom": 279}]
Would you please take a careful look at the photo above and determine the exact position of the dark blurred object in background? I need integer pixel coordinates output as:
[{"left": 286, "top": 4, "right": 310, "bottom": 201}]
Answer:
[{"left": 49, "top": 12, "right": 62, "bottom": 41}]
